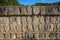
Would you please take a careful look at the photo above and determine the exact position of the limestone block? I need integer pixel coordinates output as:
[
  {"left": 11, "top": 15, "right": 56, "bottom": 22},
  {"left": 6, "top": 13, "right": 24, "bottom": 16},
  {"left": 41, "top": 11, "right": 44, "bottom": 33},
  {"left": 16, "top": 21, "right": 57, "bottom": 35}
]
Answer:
[
  {"left": 38, "top": 24, "right": 44, "bottom": 31},
  {"left": 21, "top": 17, "right": 27, "bottom": 32},
  {"left": 41, "top": 6, "right": 46, "bottom": 15},
  {"left": 0, "top": 33, "right": 4, "bottom": 39},
  {"left": 53, "top": 7, "right": 59, "bottom": 14},
  {"left": 9, "top": 17, "right": 17, "bottom": 32},
  {"left": 57, "top": 24, "right": 60, "bottom": 32},
  {"left": 43, "top": 24, "right": 49, "bottom": 31},
  {"left": 29, "top": 33, "right": 33, "bottom": 38},
  {"left": 0, "top": 17, "right": 5, "bottom": 32},
  {"left": 3, "top": 17, "right": 9, "bottom": 32},
  {"left": 4, "top": 33, "right": 10, "bottom": 39},
  {"left": 16, "top": 17, "right": 22, "bottom": 32},
  {"left": 48, "top": 32, "right": 57, "bottom": 39},
  {"left": 56, "top": 7, "right": 60, "bottom": 14},
  {"left": 35, "top": 33, "right": 40, "bottom": 39},
  {"left": 10, "top": 33, "right": 16, "bottom": 39},
  {"left": 0, "top": 25, "right": 5, "bottom": 32},
  {"left": 44, "top": 24, "right": 54, "bottom": 32},
  {"left": 33, "top": 6, "right": 40, "bottom": 14},
  {"left": 49, "top": 17, "right": 56, "bottom": 24},
  {"left": 33, "top": 16, "right": 39, "bottom": 31},
  {"left": 45, "top": 7, "right": 54, "bottom": 15},
  {"left": 16, "top": 33, "right": 22, "bottom": 39},
  {"left": 39, "top": 33, "right": 46, "bottom": 39},
  {"left": 44, "top": 16, "right": 50, "bottom": 23},
  {"left": 39, "top": 16, "right": 45, "bottom": 24},
  {"left": 58, "top": 7, "right": 60, "bottom": 12},
  {"left": 0, "top": 17, "right": 4, "bottom": 24},
  {"left": 21, "top": 6, "right": 27, "bottom": 14},
  {"left": 27, "top": 6, "right": 32, "bottom": 15},
  {"left": 27, "top": 16, "right": 33, "bottom": 31},
  {"left": 57, "top": 33, "right": 60, "bottom": 39},
  {"left": 22, "top": 33, "right": 26, "bottom": 38},
  {"left": 46, "top": 33, "right": 49, "bottom": 39},
  {"left": 0, "top": 7, "right": 7, "bottom": 15},
  {"left": 53, "top": 24, "right": 58, "bottom": 32},
  {"left": 49, "top": 24, "right": 54, "bottom": 32},
  {"left": 7, "top": 7, "right": 20, "bottom": 15},
  {"left": 57, "top": 17, "right": 60, "bottom": 24}
]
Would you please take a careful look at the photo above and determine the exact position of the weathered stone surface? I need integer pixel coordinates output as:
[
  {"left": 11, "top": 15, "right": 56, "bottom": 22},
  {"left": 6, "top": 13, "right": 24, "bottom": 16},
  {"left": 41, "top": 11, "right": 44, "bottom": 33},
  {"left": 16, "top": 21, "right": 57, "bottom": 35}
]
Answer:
[
  {"left": 48, "top": 32, "right": 57, "bottom": 39},
  {"left": 49, "top": 24, "right": 54, "bottom": 32},
  {"left": 21, "top": 17, "right": 27, "bottom": 32},
  {"left": 35, "top": 33, "right": 40, "bottom": 39},
  {"left": 39, "top": 33, "right": 46, "bottom": 39},
  {"left": 33, "top": 16, "right": 39, "bottom": 31},
  {"left": 0, "top": 6, "right": 60, "bottom": 15},
  {"left": 0, "top": 6, "right": 60, "bottom": 40},
  {"left": 7, "top": 7, "right": 20, "bottom": 15},
  {"left": 0, "top": 33, "right": 4, "bottom": 39},
  {"left": 57, "top": 24, "right": 60, "bottom": 32},
  {"left": 29, "top": 33, "right": 33, "bottom": 38},
  {"left": 9, "top": 17, "right": 17, "bottom": 32},
  {"left": 49, "top": 17, "right": 56, "bottom": 24},
  {"left": 33, "top": 6, "right": 40, "bottom": 14},
  {"left": 4, "top": 33, "right": 10, "bottom": 39},
  {"left": 45, "top": 6, "right": 54, "bottom": 15},
  {"left": 0, "top": 17, "right": 5, "bottom": 32},
  {"left": 39, "top": 16, "right": 45, "bottom": 24},
  {"left": 57, "top": 33, "right": 60, "bottom": 39},
  {"left": 3, "top": 17, "right": 9, "bottom": 32},
  {"left": 16, "top": 33, "right": 22, "bottom": 39},
  {"left": 0, "top": 7, "right": 7, "bottom": 15},
  {"left": 10, "top": 33, "right": 16, "bottom": 39},
  {"left": 27, "top": 16, "right": 33, "bottom": 31},
  {"left": 27, "top": 6, "right": 32, "bottom": 15},
  {"left": 44, "top": 16, "right": 50, "bottom": 23},
  {"left": 16, "top": 17, "right": 22, "bottom": 32},
  {"left": 38, "top": 24, "right": 44, "bottom": 31},
  {"left": 21, "top": 6, "right": 27, "bottom": 14},
  {"left": 57, "top": 17, "right": 60, "bottom": 24},
  {"left": 41, "top": 6, "right": 46, "bottom": 15}
]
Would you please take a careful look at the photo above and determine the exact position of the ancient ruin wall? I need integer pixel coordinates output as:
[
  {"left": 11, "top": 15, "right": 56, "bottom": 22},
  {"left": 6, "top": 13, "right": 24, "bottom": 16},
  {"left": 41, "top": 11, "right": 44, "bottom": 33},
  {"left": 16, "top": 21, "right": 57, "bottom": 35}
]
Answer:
[{"left": 0, "top": 6, "right": 60, "bottom": 40}]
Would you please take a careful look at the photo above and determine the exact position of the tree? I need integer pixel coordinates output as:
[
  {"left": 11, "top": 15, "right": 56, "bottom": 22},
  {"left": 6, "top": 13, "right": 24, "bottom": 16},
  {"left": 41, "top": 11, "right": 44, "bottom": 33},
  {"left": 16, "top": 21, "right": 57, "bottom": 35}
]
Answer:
[
  {"left": 0, "top": 0, "right": 20, "bottom": 6},
  {"left": 33, "top": 1, "right": 60, "bottom": 6}
]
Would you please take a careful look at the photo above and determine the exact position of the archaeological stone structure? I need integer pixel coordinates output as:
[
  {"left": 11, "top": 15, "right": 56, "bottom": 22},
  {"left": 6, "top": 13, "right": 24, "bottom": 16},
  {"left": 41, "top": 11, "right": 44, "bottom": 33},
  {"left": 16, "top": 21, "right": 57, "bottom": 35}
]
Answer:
[{"left": 0, "top": 6, "right": 60, "bottom": 40}]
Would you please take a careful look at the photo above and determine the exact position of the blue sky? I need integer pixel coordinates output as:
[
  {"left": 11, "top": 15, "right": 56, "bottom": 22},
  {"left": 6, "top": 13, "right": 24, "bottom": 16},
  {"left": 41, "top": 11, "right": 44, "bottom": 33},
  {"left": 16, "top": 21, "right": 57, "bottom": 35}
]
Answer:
[{"left": 18, "top": 0, "right": 60, "bottom": 5}]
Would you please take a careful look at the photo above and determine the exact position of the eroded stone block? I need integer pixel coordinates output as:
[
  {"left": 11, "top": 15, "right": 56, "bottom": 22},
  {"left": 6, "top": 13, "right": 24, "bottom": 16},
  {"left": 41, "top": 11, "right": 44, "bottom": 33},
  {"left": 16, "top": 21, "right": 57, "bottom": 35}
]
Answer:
[
  {"left": 33, "top": 6, "right": 40, "bottom": 14},
  {"left": 41, "top": 6, "right": 46, "bottom": 15},
  {"left": 21, "top": 17, "right": 27, "bottom": 32},
  {"left": 0, "top": 7, "right": 7, "bottom": 15},
  {"left": 10, "top": 33, "right": 16, "bottom": 39},
  {"left": 7, "top": 7, "right": 20, "bottom": 15},
  {"left": 27, "top": 6, "right": 32, "bottom": 15},
  {"left": 33, "top": 16, "right": 39, "bottom": 31},
  {"left": 0, "top": 33, "right": 4, "bottom": 39},
  {"left": 16, "top": 33, "right": 22, "bottom": 39},
  {"left": 16, "top": 17, "right": 22, "bottom": 32},
  {"left": 39, "top": 16, "right": 45, "bottom": 24},
  {"left": 9, "top": 17, "right": 17, "bottom": 32},
  {"left": 27, "top": 16, "right": 33, "bottom": 31},
  {"left": 3, "top": 17, "right": 9, "bottom": 32},
  {"left": 57, "top": 33, "right": 60, "bottom": 39},
  {"left": 4, "top": 33, "right": 10, "bottom": 39},
  {"left": 21, "top": 6, "right": 27, "bottom": 14},
  {"left": 44, "top": 16, "right": 50, "bottom": 23}
]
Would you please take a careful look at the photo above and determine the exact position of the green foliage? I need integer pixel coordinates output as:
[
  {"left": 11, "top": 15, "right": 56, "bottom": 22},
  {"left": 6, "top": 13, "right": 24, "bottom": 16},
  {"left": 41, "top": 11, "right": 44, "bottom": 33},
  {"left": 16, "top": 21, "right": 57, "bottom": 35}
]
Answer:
[
  {"left": 0, "top": 0, "right": 20, "bottom": 6},
  {"left": 33, "top": 1, "right": 60, "bottom": 6}
]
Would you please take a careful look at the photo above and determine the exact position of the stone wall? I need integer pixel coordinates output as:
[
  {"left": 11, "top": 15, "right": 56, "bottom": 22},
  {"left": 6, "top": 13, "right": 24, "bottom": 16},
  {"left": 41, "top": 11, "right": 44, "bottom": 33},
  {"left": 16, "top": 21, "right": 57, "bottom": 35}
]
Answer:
[{"left": 0, "top": 6, "right": 60, "bottom": 40}]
